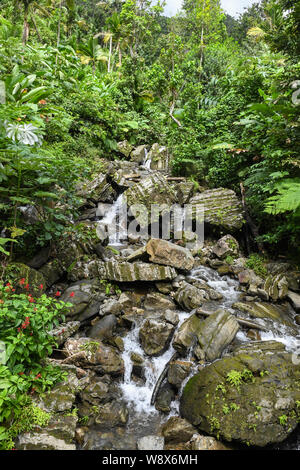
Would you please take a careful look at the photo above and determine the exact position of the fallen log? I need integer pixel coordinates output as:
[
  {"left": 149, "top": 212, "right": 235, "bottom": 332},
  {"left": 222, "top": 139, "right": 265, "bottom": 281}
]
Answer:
[{"left": 150, "top": 352, "right": 178, "bottom": 406}]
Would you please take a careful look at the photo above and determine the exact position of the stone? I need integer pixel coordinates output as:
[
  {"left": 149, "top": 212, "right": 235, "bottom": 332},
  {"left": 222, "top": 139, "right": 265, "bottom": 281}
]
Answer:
[
  {"left": 233, "top": 301, "right": 296, "bottom": 328},
  {"left": 180, "top": 346, "right": 300, "bottom": 447},
  {"left": 155, "top": 281, "right": 174, "bottom": 294},
  {"left": 123, "top": 172, "right": 176, "bottom": 227},
  {"left": 147, "top": 143, "right": 169, "bottom": 171},
  {"left": 212, "top": 235, "right": 239, "bottom": 259},
  {"left": 155, "top": 382, "right": 176, "bottom": 413},
  {"left": 167, "top": 360, "right": 192, "bottom": 388},
  {"left": 27, "top": 246, "right": 50, "bottom": 269},
  {"left": 49, "top": 321, "right": 80, "bottom": 346},
  {"left": 139, "top": 319, "right": 174, "bottom": 356},
  {"left": 94, "top": 402, "right": 129, "bottom": 429},
  {"left": 17, "top": 432, "right": 76, "bottom": 450},
  {"left": 39, "top": 260, "right": 64, "bottom": 287},
  {"left": 190, "top": 435, "right": 231, "bottom": 450},
  {"left": 176, "top": 181, "right": 195, "bottom": 205},
  {"left": 88, "top": 314, "right": 117, "bottom": 340},
  {"left": 144, "top": 292, "right": 176, "bottom": 311},
  {"left": 79, "top": 377, "right": 110, "bottom": 405},
  {"left": 5, "top": 263, "right": 46, "bottom": 297},
  {"left": 161, "top": 417, "right": 196, "bottom": 444},
  {"left": 18, "top": 205, "right": 41, "bottom": 225},
  {"left": 287, "top": 290, "right": 300, "bottom": 313},
  {"left": 197, "top": 309, "right": 239, "bottom": 362},
  {"left": 174, "top": 282, "right": 209, "bottom": 310},
  {"left": 34, "top": 381, "right": 77, "bottom": 413},
  {"left": 102, "top": 261, "right": 177, "bottom": 282},
  {"left": 164, "top": 309, "right": 179, "bottom": 326},
  {"left": 63, "top": 338, "right": 124, "bottom": 376},
  {"left": 77, "top": 174, "right": 116, "bottom": 203},
  {"left": 131, "top": 144, "right": 148, "bottom": 163},
  {"left": 137, "top": 436, "right": 165, "bottom": 451},
  {"left": 172, "top": 314, "right": 203, "bottom": 356},
  {"left": 117, "top": 140, "right": 133, "bottom": 158},
  {"left": 189, "top": 188, "right": 244, "bottom": 232},
  {"left": 146, "top": 239, "right": 195, "bottom": 271},
  {"left": 264, "top": 274, "right": 289, "bottom": 301}
]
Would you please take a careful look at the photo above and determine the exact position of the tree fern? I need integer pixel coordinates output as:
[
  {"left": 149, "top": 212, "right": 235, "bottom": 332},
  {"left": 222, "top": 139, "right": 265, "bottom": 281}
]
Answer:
[{"left": 265, "top": 179, "right": 300, "bottom": 214}]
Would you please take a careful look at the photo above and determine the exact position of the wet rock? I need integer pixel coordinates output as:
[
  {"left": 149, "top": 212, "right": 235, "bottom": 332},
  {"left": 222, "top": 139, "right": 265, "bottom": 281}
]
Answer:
[
  {"left": 123, "top": 172, "right": 176, "bottom": 227},
  {"left": 102, "top": 261, "right": 177, "bottom": 282},
  {"left": 172, "top": 314, "right": 203, "bottom": 356},
  {"left": 190, "top": 188, "right": 244, "bottom": 232},
  {"left": 67, "top": 259, "right": 104, "bottom": 282},
  {"left": 17, "top": 428, "right": 76, "bottom": 450},
  {"left": 264, "top": 274, "right": 289, "bottom": 302},
  {"left": 190, "top": 434, "right": 231, "bottom": 450},
  {"left": 155, "top": 281, "right": 174, "bottom": 294},
  {"left": 144, "top": 292, "right": 176, "bottom": 311},
  {"left": 146, "top": 239, "right": 194, "bottom": 272},
  {"left": 287, "top": 291, "right": 300, "bottom": 313},
  {"left": 181, "top": 345, "right": 300, "bottom": 447},
  {"left": 63, "top": 338, "right": 124, "bottom": 376},
  {"left": 167, "top": 360, "right": 192, "bottom": 388},
  {"left": 155, "top": 382, "right": 176, "bottom": 413},
  {"left": 117, "top": 140, "right": 133, "bottom": 158},
  {"left": 88, "top": 314, "right": 117, "bottom": 341},
  {"left": 164, "top": 309, "right": 179, "bottom": 326},
  {"left": 60, "top": 280, "right": 103, "bottom": 320},
  {"left": 246, "top": 329, "right": 262, "bottom": 341},
  {"left": 147, "top": 143, "right": 169, "bottom": 171},
  {"left": 197, "top": 309, "right": 239, "bottom": 362},
  {"left": 161, "top": 417, "right": 196, "bottom": 444},
  {"left": 79, "top": 377, "right": 110, "bottom": 405},
  {"left": 94, "top": 402, "right": 129, "bottom": 429},
  {"left": 40, "top": 259, "right": 65, "bottom": 287},
  {"left": 77, "top": 174, "right": 116, "bottom": 203},
  {"left": 18, "top": 205, "right": 41, "bottom": 225},
  {"left": 130, "top": 352, "right": 145, "bottom": 380},
  {"left": 233, "top": 301, "right": 295, "bottom": 328},
  {"left": 131, "top": 144, "right": 148, "bottom": 163},
  {"left": 212, "top": 235, "right": 239, "bottom": 259},
  {"left": 137, "top": 436, "right": 165, "bottom": 451},
  {"left": 6, "top": 263, "right": 46, "bottom": 297},
  {"left": 49, "top": 321, "right": 80, "bottom": 346},
  {"left": 174, "top": 282, "right": 209, "bottom": 310},
  {"left": 27, "top": 246, "right": 50, "bottom": 269},
  {"left": 176, "top": 181, "right": 195, "bottom": 205},
  {"left": 139, "top": 319, "right": 175, "bottom": 356}
]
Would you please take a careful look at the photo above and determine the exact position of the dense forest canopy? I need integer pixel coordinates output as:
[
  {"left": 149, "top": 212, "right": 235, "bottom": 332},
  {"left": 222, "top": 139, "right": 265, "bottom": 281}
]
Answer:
[{"left": 0, "top": 0, "right": 299, "bottom": 259}]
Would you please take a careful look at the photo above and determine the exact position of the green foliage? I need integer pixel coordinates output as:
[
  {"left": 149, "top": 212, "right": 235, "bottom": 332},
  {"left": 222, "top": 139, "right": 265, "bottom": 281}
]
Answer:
[
  {"left": 245, "top": 254, "right": 267, "bottom": 277},
  {"left": 226, "top": 369, "right": 254, "bottom": 391}
]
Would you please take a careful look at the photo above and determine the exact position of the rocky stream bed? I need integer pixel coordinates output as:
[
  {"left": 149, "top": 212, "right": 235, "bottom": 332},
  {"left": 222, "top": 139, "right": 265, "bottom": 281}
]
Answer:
[{"left": 11, "top": 143, "right": 300, "bottom": 450}]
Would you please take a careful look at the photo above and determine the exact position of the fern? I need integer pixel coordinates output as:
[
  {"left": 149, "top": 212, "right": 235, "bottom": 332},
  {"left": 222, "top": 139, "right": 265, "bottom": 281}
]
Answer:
[{"left": 265, "top": 179, "right": 300, "bottom": 214}]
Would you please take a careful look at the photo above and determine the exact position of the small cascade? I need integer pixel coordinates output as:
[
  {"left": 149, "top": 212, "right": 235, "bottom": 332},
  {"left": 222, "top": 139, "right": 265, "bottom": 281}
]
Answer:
[
  {"left": 143, "top": 148, "right": 152, "bottom": 170},
  {"left": 96, "top": 194, "right": 127, "bottom": 246}
]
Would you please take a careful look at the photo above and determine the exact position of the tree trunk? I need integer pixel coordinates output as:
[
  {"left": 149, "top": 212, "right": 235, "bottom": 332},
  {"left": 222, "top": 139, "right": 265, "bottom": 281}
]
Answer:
[{"left": 22, "top": 1, "right": 30, "bottom": 45}]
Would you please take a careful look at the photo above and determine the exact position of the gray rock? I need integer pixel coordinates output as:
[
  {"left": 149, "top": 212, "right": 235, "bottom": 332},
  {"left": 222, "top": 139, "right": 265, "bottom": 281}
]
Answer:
[
  {"left": 190, "top": 188, "right": 244, "bottom": 232},
  {"left": 146, "top": 238, "right": 195, "bottom": 272},
  {"left": 212, "top": 235, "right": 239, "bottom": 259},
  {"left": 137, "top": 435, "right": 165, "bottom": 451},
  {"left": 131, "top": 144, "right": 148, "bottom": 163},
  {"left": 197, "top": 309, "right": 239, "bottom": 362},
  {"left": 264, "top": 274, "right": 289, "bottom": 302},
  {"left": 172, "top": 314, "right": 203, "bottom": 356},
  {"left": 174, "top": 282, "right": 209, "bottom": 310},
  {"left": 139, "top": 319, "right": 174, "bottom": 356},
  {"left": 167, "top": 360, "right": 192, "bottom": 388},
  {"left": 233, "top": 301, "right": 296, "bottom": 328},
  {"left": 147, "top": 143, "right": 170, "bottom": 171},
  {"left": 49, "top": 321, "right": 80, "bottom": 346},
  {"left": 88, "top": 314, "right": 117, "bottom": 340},
  {"left": 161, "top": 417, "right": 197, "bottom": 444},
  {"left": 144, "top": 292, "right": 176, "bottom": 311},
  {"left": 176, "top": 181, "right": 195, "bottom": 205},
  {"left": 287, "top": 290, "right": 300, "bottom": 313},
  {"left": 102, "top": 261, "right": 177, "bottom": 282},
  {"left": 117, "top": 140, "right": 133, "bottom": 158}
]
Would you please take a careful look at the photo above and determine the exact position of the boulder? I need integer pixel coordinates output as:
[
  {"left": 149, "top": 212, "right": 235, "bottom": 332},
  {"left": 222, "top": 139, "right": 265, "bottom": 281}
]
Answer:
[
  {"left": 49, "top": 321, "right": 80, "bottom": 346},
  {"left": 139, "top": 319, "right": 175, "bottom": 356},
  {"left": 189, "top": 188, "right": 244, "bottom": 232},
  {"left": 287, "top": 290, "right": 300, "bottom": 313},
  {"left": 161, "top": 417, "right": 196, "bottom": 444},
  {"left": 176, "top": 181, "right": 195, "bottom": 205},
  {"left": 190, "top": 434, "right": 231, "bottom": 450},
  {"left": 147, "top": 143, "right": 169, "bottom": 171},
  {"left": 137, "top": 436, "right": 165, "bottom": 451},
  {"left": 123, "top": 172, "right": 176, "bottom": 227},
  {"left": 263, "top": 274, "right": 289, "bottom": 302},
  {"left": 117, "top": 140, "right": 133, "bottom": 158},
  {"left": 77, "top": 174, "right": 116, "bottom": 203},
  {"left": 180, "top": 345, "right": 300, "bottom": 447},
  {"left": 88, "top": 314, "right": 117, "bottom": 341},
  {"left": 174, "top": 282, "right": 209, "bottom": 310},
  {"left": 102, "top": 261, "right": 177, "bottom": 282},
  {"left": 131, "top": 144, "right": 148, "bottom": 163},
  {"left": 155, "top": 382, "right": 176, "bottom": 413},
  {"left": 172, "top": 314, "right": 203, "bottom": 356},
  {"left": 94, "top": 401, "right": 129, "bottom": 429},
  {"left": 63, "top": 338, "right": 124, "bottom": 376},
  {"left": 144, "top": 292, "right": 176, "bottom": 311},
  {"left": 167, "top": 360, "right": 192, "bottom": 388},
  {"left": 146, "top": 239, "right": 194, "bottom": 272},
  {"left": 212, "top": 235, "right": 239, "bottom": 259},
  {"left": 233, "top": 301, "right": 295, "bottom": 328},
  {"left": 197, "top": 309, "right": 239, "bottom": 362}
]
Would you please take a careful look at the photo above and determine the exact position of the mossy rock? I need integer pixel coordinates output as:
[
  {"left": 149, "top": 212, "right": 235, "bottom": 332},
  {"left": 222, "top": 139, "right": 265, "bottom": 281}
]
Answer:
[
  {"left": 180, "top": 343, "right": 300, "bottom": 447},
  {"left": 5, "top": 262, "right": 46, "bottom": 297}
]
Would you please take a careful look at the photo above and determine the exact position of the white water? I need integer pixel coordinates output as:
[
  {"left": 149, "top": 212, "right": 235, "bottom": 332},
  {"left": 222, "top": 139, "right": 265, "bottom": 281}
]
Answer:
[
  {"left": 96, "top": 194, "right": 127, "bottom": 246},
  {"left": 143, "top": 148, "right": 152, "bottom": 170}
]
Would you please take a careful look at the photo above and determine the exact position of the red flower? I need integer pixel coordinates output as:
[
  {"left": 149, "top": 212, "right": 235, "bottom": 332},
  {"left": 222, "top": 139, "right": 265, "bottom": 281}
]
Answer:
[
  {"left": 34, "top": 373, "right": 41, "bottom": 379},
  {"left": 25, "top": 284, "right": 29, "bottom": 290},
  {"left": 19, "top": 278, "right": 25, "bottom": 286},
  {"left": 28, "top": 297, "right": 35, "bottom": 303},
  {"left": 69, "top": 292, "right": 75, "bottom": 298},
  {"left": 5, "top": 282, "right": 10, "bottom": 287},
  {"left": 55, "top": 291, "right": 61, "bottom": 297},
  {"left": 19, "top": 372, "right": 24, "bottom": 375},
  {"left": 39, "top": 284, "right": 43, "bottom": 290}
]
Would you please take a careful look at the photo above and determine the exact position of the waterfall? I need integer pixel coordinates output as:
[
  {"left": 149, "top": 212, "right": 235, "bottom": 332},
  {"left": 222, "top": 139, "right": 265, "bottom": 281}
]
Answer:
[
  {"left": 96, "top": 194, "right": 127, "bottom": 246},
  {"left": 143, "top": 148, "right": 152, "bottom": 170}
]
